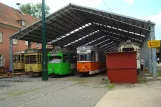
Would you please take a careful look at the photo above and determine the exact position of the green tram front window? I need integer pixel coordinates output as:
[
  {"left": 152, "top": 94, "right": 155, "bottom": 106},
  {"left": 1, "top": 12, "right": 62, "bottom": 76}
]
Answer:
[
  {"left": 48, "top": 56, "right": 62, "bottom": 63},
  {"left": 25, "top": 55, "right": 37, "bottom": 64}
]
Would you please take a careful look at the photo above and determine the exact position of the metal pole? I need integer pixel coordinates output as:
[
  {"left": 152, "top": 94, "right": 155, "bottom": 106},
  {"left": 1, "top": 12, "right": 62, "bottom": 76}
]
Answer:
[
  {"left": 148, "top": 36, "right": 152, "bottom": 74},
  {"left": 42, "top": 0, "right": 48, "bottom": 81},
  {"left": 150, "top": 25, "right": 157, "bottom": 78},
  {"left": 9, "top": 38, "right": 13, "bottom": 77},
  {"left": 28, "top": 41, "right": 31, "bottom": 49}
]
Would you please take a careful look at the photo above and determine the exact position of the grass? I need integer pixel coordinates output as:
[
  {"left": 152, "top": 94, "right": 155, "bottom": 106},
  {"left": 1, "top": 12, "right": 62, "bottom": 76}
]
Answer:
[
  {"left": 158, "top": 72, "right": 161, "bottom": 77},
  {"left": 145, "top": 71, "right": 161, "bottom": 77},
  {"left": 106, "top": 83, "right": 115, "bottom": 89},
  {"left": 105, "top": 79, "right": 115, "bottom": 89}
]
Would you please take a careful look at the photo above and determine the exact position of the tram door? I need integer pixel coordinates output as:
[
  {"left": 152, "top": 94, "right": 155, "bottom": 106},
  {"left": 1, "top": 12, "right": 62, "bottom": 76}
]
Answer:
[{"left": 13, "top": 54, "right": 24, "bottom": 70}]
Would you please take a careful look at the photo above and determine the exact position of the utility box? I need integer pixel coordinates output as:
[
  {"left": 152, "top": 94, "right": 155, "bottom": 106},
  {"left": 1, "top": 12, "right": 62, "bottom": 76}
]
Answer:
[{"left": 106, "top": 52, "right": 137, "bottom": 83}]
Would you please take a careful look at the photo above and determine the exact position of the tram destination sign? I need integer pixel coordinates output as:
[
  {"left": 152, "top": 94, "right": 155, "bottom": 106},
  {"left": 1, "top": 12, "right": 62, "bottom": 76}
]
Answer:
[
  {"left": 148, "top": 40, "right": 160, "bottom": 48},
  {"left": 77, "top": 50, "right": 91, "bottom": 53}
]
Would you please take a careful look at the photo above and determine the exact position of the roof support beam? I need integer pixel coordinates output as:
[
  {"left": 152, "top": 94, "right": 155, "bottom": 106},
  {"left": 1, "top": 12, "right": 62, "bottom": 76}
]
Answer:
[
  {"left": 95, "top": 39, "right": 111, "bottom": 47},
  {"left": 104, "top": 43, "right": 118, "bottom": 49},
  {"left": 102, "top": 41, "right": 119, "bottom": 50},
  {"left": 71, "top": 7, "right": 151, "bottom": 31},
  {"left": 105, "top": 44, "right": 119, "bottom": 51},
  {"left": 72, "top": 10, "right": 100, "bottom": 34},
  {"left": 101, "top": 30, "right": 142, "bottom": 44},
  {"left": 64, "top": 30, "right": 100, "bottom": 47},
  {"left": 94, "top": 23, "right": 145, "bottom": 40},
  {"left": 52, "top": 24, "right": 95, "bottom": 44},
  {"left": 72, "top": 31, "right": 105, "bottom": 47},
  {"left": 100, "top": 40, "right": 119, "bottom": 48},
  {"left": 69, "top": 10, "right": 97, "bottom": 35},
  {"left": 83, "top": 35, "right": 106, "bottom": 46}
]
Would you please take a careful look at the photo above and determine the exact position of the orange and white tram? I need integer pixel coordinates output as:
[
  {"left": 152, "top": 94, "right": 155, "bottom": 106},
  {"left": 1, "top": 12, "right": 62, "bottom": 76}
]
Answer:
[{"left": 76, "top": 46, "right": 106, "bottom": 76}]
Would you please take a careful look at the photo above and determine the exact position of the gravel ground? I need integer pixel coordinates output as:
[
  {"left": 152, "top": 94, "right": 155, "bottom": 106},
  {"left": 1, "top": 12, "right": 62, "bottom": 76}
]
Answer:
[{"left": 0, "top": 74, "right": 108, "bottom": 107}]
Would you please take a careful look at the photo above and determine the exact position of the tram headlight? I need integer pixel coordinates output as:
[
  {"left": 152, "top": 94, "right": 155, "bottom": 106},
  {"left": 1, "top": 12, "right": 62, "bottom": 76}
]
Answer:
[{"left": 82, "top": 66, "right": 85, "bottom": 70}]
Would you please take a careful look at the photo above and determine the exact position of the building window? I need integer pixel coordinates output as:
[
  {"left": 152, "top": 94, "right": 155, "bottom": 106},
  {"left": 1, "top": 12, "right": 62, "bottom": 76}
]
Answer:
[
  {"left": 0, "top": 54, "right": 3, "bottom": 67},
  {"left": 21, "top": 20, "right": 26, "bottom": 27},
  {"left": 13, "top": 39, "right": 18, "bottom": 44},
  {"left": 25, "top": 41, "right": 28, "bottom": 45},
  {"left": 36, "top": 43, "right": 39, "bottom": 48},
  {"left": 0, "top": 32, "right": 2, "bottom": 42}
]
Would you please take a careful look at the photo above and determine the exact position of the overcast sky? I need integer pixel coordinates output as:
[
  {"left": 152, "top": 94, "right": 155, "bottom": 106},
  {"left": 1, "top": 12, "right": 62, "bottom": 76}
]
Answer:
[{"left": 0, "top": 0, "right": 160, "bottom": 39}]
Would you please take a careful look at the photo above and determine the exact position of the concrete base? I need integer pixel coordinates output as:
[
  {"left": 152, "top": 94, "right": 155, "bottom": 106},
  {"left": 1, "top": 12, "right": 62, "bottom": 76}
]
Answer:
[{"left": 95, "top": 81, "right": 161, "bottom": 107}]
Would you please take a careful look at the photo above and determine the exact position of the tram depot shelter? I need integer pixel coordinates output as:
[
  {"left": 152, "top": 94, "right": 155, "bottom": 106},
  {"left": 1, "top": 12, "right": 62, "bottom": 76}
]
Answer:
[{"left": 10, "top": 3, "right": 157, "bottom": 77}]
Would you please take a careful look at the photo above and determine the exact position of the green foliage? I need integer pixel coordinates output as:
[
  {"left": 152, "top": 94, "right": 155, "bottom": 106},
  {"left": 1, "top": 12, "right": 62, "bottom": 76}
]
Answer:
[
  {"left": 20, "top": 3, "right": 50, "bottom": 18},
  {"left": 105, "top": 79, "right": 115, "bottom": 89}
]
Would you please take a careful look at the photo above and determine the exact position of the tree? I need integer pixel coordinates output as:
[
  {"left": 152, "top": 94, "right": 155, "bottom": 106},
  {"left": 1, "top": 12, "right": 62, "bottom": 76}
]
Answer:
[{"left": 20, "top": 3, "right": 50, "bottom": 18}]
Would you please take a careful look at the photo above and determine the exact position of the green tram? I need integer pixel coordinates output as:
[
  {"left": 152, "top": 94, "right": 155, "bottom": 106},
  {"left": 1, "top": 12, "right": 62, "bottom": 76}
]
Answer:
[{"left": 47, "top": 50, "right": 77, "bottom": 76}]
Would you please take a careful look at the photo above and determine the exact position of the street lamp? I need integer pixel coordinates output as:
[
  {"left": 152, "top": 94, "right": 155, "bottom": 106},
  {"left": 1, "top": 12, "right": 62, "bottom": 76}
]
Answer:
[
  {"left": 42, "top": 0, "right": 48, "bottom": 81},
  {"left": 16, "top": 3, "right": 21, "bottom": 10}
]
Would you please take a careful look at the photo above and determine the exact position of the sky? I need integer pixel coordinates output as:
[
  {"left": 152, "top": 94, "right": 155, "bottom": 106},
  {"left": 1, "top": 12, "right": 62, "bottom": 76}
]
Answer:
[{"left": 0, "top": 0, "right": 160, "bottom": 40}]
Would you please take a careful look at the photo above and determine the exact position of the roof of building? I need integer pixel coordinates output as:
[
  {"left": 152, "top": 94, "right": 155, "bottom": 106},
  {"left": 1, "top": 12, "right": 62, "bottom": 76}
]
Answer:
[
  {"left": 10, "top": 3, "right": 155, "bottom": 51},
  {"left": 0, "top": 2, "right": 38, "bottom": 28}
]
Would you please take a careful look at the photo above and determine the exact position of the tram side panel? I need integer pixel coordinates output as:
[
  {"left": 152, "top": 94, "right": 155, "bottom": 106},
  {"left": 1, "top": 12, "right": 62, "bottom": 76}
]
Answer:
[{"left": 24, "top": 53, "right": 42, "bottom": 73}]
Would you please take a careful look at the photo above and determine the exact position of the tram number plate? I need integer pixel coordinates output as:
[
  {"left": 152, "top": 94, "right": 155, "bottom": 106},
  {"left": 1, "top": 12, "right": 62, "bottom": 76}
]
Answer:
[
  {"left": 77, "top": 50, "right": 91, "bottom": 53},
  {"left": 51, "top": 54, "right": 56, "bottom": 56},
  {"left": 80, "top": 50, "right": 87, "bottom": 52}
]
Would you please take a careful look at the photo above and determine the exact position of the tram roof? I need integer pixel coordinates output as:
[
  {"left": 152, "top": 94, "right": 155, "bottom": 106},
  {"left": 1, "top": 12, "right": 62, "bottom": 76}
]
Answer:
[{"left": 10, "top": 3, "right": 155, "bottom": 52}]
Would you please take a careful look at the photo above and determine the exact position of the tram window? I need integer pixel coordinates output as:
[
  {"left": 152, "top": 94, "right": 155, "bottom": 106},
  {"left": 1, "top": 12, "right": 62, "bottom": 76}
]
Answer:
[
  {"left": 31, "top": 55, "right": 36, "bottom": 63},
  {"left": 99, "top": 52, "right": 105, "bottom": 62},
  {"left": 77, "top": 53, "right": 91, "bottom": 61},
  {"left": 86, "top": 53, "right": 91, "bottom": 61},
  {"left": 37, "top": 55, "right": 42, "bottom": 63},
  {"left": 25, "top": 56, "right": 30, "bottom": 64},
  {"left": 25, "top": 55, "right": 36, "bottom": 64},
  {"left": 39, "top": 55, "right": 42, "bottom": 63},
  {"left": 122, "top": 48, "right": 134, "bottom": 52},
  {"left": 71, "top": 55, "right": 77, "bottom": 63},
  {"left": 48, "top": 56, "right": 62, "bottom": 63},
  {"left": 18, "top": 55, "right": 20, "bottom": 63},
  {"left": 63, "top": 54, "right": 70, "bottom": 63},
  {"left": 22, "top": 55, "right": 24, "bottom": 62},
  {"left": 69, "top": 54, "right": 76, "bottom": 63},
  {"left": 37, "top": 55, "right": 40, "bottom": 63},
  {"left": 14, "top": 55, "right": 18, "bottom": 63},
  {"left": 91, "top": 51, "right": 96, "bottom": 61},
  {"left": 79, "top": 54, "right": 86, "bottom": 61}
]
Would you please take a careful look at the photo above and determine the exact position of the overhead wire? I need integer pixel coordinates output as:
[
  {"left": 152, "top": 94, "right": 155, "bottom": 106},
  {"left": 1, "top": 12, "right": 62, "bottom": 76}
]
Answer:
[{"left": 102, "top": 0, "right": 112, "bottom": 12}]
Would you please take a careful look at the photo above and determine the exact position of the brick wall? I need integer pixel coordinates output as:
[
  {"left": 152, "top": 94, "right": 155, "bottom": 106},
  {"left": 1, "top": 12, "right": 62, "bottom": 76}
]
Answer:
[{"left": 0, "top": 25, "right": 42, "bottom": 68}]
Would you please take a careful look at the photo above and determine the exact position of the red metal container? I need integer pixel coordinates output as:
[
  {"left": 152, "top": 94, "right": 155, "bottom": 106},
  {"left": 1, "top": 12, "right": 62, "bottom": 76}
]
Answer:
[{"left": 106, "top": 52, "right": 137, "bottom": 83}]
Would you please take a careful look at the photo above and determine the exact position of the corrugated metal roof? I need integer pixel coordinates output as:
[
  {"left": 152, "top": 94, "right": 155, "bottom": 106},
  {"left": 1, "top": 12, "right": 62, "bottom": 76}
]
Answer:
[{"left": 10, "top": 3, "right": 155, "bottom": 51}]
